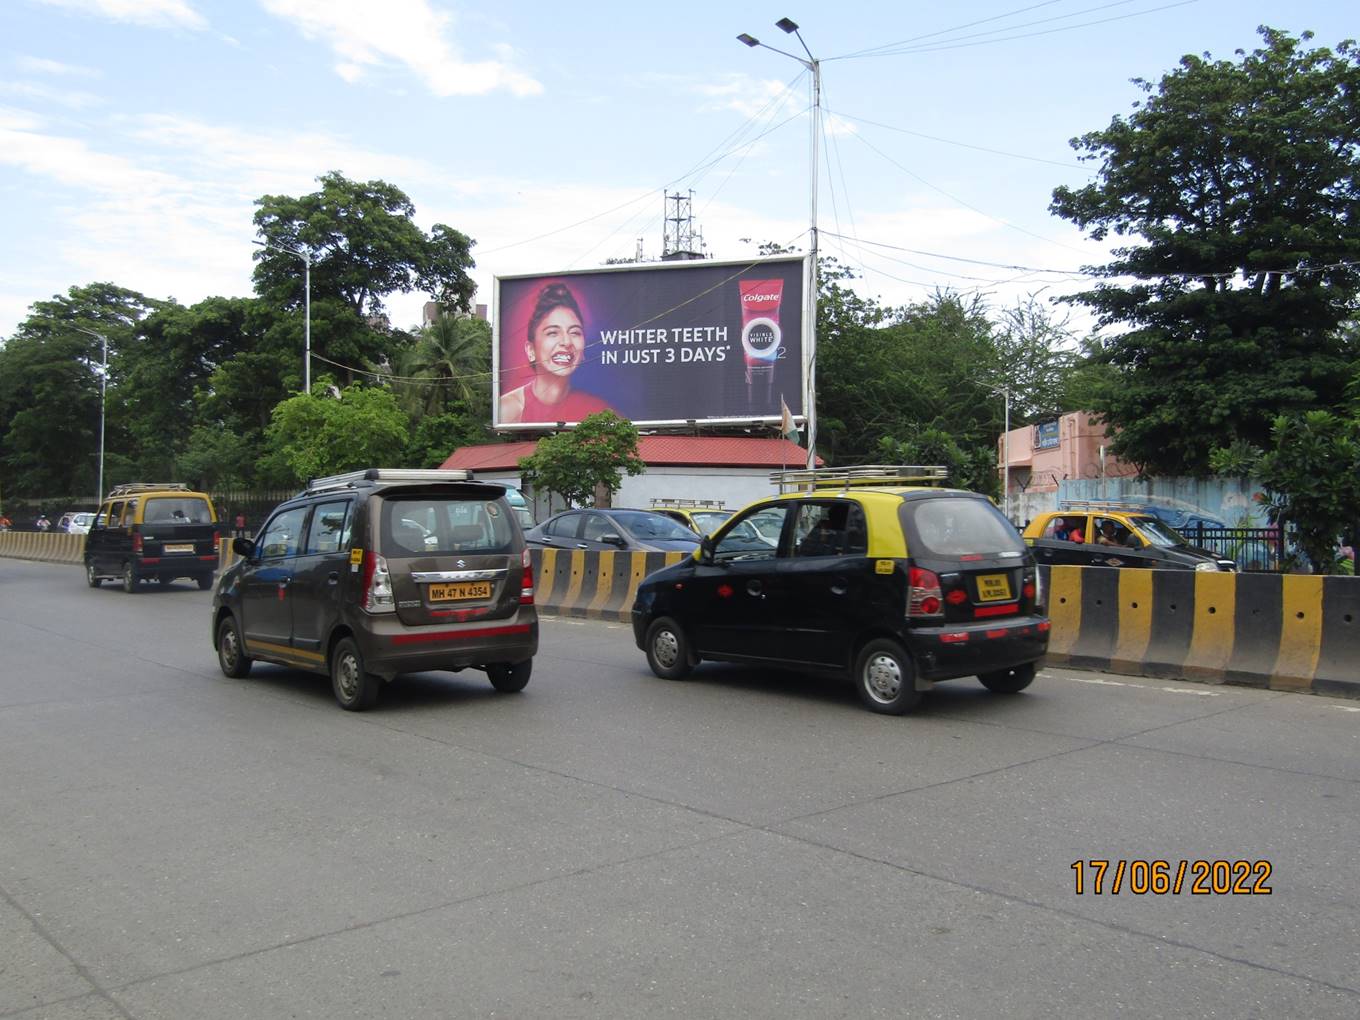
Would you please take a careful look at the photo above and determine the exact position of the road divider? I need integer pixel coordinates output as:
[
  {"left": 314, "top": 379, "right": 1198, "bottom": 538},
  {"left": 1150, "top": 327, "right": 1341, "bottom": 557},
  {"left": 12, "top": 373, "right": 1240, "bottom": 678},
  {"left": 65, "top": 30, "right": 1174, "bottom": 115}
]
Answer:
[
  {"left": 0, "top": 531, "right": 85, "bottom": 564},
  {"left": 1041, "top": 565, "right": 1357, "bottom": 699},
  {"left": 531, "top": 548, "right": 688, "bottom": 623}
]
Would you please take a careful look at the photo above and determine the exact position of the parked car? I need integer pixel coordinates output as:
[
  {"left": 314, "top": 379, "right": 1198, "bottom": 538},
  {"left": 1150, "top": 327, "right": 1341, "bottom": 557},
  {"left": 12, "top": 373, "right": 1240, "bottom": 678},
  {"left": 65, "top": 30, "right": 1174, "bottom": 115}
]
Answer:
[
  {"left": 524, "top": 508, "right": 702, "bottom": 553},
  {"left": 1023, "top": 506, "right": 1236, "bottom": 571},
  {"left": 648, "top": 499, "right": 733, "bottom": 536},
  {"left": 631, "top": 467, "right": 1049, "bottom": 715},
  {"left": 84, "top": 483, "right": 220, "bottom": 591},
  {"left": 212, "top": 468, "right": 538, "bottom": 711}
]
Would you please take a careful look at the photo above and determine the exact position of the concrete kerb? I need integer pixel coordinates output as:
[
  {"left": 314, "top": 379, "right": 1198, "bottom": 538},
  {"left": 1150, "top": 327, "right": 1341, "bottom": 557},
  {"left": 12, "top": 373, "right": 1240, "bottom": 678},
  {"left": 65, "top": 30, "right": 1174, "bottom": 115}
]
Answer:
[{"left": 0, "top": 531, "right": 85, "bottom": 564}]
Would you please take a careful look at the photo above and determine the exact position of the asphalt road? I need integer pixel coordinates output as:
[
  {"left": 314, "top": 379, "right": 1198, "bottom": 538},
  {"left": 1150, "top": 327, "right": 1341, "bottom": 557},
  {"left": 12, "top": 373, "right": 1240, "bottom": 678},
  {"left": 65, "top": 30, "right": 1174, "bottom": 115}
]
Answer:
[{"left": 2, "top": 556, "right": 1358, "bottom": 1019}]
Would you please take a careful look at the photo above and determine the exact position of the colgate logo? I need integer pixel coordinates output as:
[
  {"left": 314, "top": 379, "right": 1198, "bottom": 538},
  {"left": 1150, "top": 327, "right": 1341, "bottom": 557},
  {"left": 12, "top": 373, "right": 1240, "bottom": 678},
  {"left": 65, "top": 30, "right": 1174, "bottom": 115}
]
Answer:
[{"left": 742, "top": 293, "right": 779, "bottom": 304}]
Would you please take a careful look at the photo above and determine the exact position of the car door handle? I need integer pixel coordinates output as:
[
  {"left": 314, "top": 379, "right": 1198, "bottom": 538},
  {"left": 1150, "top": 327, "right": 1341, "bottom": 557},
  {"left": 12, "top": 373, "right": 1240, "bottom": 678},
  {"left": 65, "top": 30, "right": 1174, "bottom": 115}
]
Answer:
[
  {"left": 830, "top": 581, "right": 848, "bottom": 595},
  {"left": 327, "top": 571, "right": 339, "bottom": 585},
  {"left": 577, "top": 543, "right": 589, "bottom": 550},
  {"left": 746, "top": 579, "right": 765, "bottom": 598}
]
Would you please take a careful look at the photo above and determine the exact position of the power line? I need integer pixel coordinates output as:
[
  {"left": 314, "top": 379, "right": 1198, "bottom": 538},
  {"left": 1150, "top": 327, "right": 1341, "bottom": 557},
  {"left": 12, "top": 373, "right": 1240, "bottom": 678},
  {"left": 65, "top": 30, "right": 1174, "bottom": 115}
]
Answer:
[
  {"left": 829, "top": 111, "right": 1090, "bottom": 171},
  {"left": 831, "top": 0, "right": 1070, "bottom": 59}
]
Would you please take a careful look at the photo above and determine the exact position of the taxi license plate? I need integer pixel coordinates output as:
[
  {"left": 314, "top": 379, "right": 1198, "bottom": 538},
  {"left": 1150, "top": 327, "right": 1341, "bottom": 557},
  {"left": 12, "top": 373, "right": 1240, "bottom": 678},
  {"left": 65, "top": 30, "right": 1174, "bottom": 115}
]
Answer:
[
  {"left": 428, "top": 581, "right": 492, "bottom": 602},
  {"left": 976, "top": 573, "right": 1013, "bottom": 602},
  {"left": 164, "top": 543, "right": 194, "bottom": 554}
]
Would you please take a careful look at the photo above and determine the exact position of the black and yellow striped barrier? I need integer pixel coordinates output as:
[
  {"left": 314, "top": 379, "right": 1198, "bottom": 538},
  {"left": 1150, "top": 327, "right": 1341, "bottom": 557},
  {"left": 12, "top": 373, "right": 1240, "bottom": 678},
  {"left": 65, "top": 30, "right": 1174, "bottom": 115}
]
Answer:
[
  {"left": 1042, "top": 565, "right": 1358, "bottom": 698},
  {"left": 531, "top": 548, "right": 688, "bottom": 623},
  {"left": 0, "top": 531, "right": 85, "bottom": 564}
]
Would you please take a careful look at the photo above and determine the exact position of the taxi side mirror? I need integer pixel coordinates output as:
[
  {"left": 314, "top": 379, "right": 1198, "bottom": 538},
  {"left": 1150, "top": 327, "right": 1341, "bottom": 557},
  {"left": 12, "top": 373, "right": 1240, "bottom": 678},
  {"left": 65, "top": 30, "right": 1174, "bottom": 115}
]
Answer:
[
  {"left": 232, "top": 536, "right": 256, "bottom": 559},
  {"left": 600, "top": 532, "right": 626, "bottom": 548},
  {"left": 698, "top": 534, "right": 715, "bottom": 564}
]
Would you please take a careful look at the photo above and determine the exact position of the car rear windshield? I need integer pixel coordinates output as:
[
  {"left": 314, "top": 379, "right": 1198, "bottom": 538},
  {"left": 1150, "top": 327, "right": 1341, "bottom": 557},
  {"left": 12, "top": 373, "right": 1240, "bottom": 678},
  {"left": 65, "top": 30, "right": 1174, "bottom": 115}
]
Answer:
[
  {"left": 904, "top": 497, "right": 1024, "bottom": 558},
  {"left": 382, "top": 496, "right": 514, "bottom": 556},
  {"left": 609, "top": 511, "right": 701, "bottom": 541},
  {"left": 143, "top": 497, "right": 213, "bottom": 524}
]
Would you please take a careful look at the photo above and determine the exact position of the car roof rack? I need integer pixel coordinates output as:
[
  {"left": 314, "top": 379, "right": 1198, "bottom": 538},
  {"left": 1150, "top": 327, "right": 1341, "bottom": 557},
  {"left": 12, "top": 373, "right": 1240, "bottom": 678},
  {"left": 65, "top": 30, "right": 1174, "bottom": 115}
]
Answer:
[
  {"left": 107, "top": 482, "right": 190, "bottom": 497},
  {"left": 769, "top": 465, "right": 949, "bottom": 494},
  {"left": 1058, "top": 500, "right": 1158, "bottom": 513},
  {"left": 649, "top": 498, "right": 727, "bottom": 509},
  {"left": 305, "top": 467, "right": 474, "bottom": 494}
]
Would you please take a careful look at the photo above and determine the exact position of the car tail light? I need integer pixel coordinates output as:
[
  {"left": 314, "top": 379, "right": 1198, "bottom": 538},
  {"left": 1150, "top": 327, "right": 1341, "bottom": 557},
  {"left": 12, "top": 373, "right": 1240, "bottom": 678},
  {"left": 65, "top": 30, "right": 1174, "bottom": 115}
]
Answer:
[
  {"left": 1022, "top": 580, "right": 1036, "bottom": 599},
  {"left": 907, "top": 566, "right": 943, "bottom": 618},
  {"left": 519, "top": 548, "right": 534, "bottom": 605},
  {"left": 361, "top": 551, "right": 395, "bottom": 613},
  {"left": 131, "top": 533, "right": 143, "bottom": 554},
  {"left": 945, "top": 588, "right": 968, "bottom": 606}
]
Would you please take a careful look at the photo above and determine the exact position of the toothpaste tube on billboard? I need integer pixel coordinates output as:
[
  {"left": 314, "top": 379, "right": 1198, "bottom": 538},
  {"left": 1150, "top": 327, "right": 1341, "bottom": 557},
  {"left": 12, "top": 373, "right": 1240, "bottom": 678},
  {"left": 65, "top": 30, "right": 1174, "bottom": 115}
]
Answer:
[{"left": 739, "top": 279, "right": 783, "bottom": 408}]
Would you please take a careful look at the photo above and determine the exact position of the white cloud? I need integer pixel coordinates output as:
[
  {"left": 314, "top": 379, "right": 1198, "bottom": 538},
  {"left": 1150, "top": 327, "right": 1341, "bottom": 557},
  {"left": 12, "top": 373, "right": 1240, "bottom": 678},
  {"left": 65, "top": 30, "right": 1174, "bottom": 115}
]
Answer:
[
  {"left": 0, "top": 80, "right": 104, "bottom": 109},
  {"left": 259, "top": 0, "right": 542, "bottom": 97},
  {"left": 37, "top": 0, "right": 207, "bottom": 30},
  {"left": 692, "top": 74, "right": 800, "bottom": 119},
  {"left": 16, "top": 56, "right": 102, "bottom": 77}
]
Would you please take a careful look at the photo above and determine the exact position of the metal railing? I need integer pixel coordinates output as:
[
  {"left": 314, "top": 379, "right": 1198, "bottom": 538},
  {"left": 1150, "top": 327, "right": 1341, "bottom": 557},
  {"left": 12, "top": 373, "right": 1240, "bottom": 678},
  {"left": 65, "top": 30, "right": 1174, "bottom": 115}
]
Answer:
[{"left": 1181, "top": 526, "right": 1287, "bottom": 573}]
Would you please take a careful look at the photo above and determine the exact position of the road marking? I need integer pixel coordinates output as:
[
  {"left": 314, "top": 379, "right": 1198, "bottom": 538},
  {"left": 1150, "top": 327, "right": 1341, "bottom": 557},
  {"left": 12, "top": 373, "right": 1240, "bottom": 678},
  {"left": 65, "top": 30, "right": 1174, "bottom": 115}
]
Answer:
[
  {"left": 1159, "top": 687, "right": 1220, "bottom": 697},
  {"left": 1049, "top": 674, "right": 1220, "bottom": 696},
  {"left": 1332, "top": 706, "right": 1360, "bottom": 713}
]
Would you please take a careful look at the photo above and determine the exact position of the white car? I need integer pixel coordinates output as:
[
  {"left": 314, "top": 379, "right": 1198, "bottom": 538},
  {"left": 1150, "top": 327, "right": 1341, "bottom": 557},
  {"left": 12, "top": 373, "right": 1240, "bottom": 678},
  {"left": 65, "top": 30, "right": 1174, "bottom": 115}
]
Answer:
[{"left": 65, "top": 512, "right": 95, "bottom": 535}]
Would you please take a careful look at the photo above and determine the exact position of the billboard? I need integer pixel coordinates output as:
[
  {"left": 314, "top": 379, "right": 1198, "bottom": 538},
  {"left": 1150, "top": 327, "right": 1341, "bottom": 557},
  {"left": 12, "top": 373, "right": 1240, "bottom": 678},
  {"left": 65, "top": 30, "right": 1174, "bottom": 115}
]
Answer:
[
  {"left": 1034, "top": 420, "right": 1061, "bottom": 450},
  {"left": 493, "top": 256, "right": 807, "bottom": 429}
]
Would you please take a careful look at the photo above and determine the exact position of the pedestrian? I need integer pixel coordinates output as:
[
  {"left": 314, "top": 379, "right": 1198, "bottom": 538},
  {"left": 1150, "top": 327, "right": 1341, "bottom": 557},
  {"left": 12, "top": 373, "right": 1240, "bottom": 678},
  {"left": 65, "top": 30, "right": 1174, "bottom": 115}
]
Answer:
[
  {"left": 35, "top": 513, "right": 51, "bottom": 532},
  {"left": 0, "top": 512, "right": 11, "bottom": 531},
  {"left": 234, "top": 510, "right": 247, "bottom": 539}
]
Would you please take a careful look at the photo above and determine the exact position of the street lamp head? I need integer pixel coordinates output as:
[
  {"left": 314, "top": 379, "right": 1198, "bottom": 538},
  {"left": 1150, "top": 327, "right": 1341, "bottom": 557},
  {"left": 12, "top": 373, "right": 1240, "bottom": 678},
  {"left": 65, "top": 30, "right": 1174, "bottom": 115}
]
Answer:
[
  {"left": 736, "top": 32, "right": 760, "bottom": 47},
  {"left": 775, "top": 17, "right": 799, "bottom": 33}
]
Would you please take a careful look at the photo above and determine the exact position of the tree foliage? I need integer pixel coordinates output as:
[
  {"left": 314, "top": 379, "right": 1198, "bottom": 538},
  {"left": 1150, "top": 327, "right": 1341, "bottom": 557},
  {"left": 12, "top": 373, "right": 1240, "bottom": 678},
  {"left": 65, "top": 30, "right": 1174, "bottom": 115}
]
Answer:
[
  {"left": 264, "top": 381, "right": 411, "bottom": 485},
  {"left": 1051, "top": 27, "right": 1360, "bottom": 476},
  {"left": 517, "top": 412, "right": 644, "bottom": 507}
]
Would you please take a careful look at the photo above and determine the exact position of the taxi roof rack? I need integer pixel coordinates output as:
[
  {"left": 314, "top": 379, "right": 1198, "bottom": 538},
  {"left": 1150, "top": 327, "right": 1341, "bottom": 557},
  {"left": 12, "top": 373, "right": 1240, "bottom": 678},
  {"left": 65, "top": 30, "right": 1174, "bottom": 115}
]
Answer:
[
  {"left": 769, "top": 465, "right": 949, "bottom": 493},
  {"left": 1058, "top": 500, "right": 1157, "bottom": 513},
  {"left": 306, "top": 468, "right": 473, "bottom": 494},
  {"left": 107, "top": 482, "right": 190, "bottom": 497},
  {"left": 650, "top": 497, "right": 726, "bottom": 509}
]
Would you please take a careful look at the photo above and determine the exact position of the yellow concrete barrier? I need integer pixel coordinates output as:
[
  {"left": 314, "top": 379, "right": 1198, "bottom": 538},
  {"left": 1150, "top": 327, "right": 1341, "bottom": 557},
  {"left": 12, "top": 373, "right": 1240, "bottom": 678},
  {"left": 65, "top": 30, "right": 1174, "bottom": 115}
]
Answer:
[{"left": 0, "top": 531, "right": 85, "bottom": 564}]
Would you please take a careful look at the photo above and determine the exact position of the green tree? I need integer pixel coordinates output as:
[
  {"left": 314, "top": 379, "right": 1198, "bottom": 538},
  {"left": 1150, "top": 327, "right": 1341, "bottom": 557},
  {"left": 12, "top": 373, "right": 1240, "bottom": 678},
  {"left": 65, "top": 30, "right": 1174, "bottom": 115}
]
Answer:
[
  {"left": 0, "top": 283, "right": 164, "bottom": 497},
  {"left": 264, "top": 380, "right": 411, "bottom": 485},
  {"left": 876, "top": 427, "right": 998, "bottom": 498},
  {"left": 1050, "top": 28, "right": 1360, "bottom": 476},
  {"left": 517, "top": 412, "right": 644, "bottom": 507},
  {"left": 1216, "top": 411, "right": 1360, "bottom": 573}
]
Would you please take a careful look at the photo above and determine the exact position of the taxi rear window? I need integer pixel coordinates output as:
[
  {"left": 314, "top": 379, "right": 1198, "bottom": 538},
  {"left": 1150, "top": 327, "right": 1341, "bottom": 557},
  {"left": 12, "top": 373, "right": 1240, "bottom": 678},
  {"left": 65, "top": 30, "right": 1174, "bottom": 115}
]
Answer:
[
  {"left": 903, "top": 497, "right": 1024, "bottom": 558},
  {"left": 143, "top": 497, "right": 214, "bottom": 524}
]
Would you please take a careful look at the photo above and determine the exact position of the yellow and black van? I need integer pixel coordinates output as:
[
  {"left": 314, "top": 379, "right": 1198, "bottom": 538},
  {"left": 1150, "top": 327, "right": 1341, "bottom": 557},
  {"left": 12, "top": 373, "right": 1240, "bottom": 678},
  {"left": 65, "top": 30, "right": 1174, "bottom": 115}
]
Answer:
[{"left": 84, "top": 483, "right": 220, "bottom": 592}]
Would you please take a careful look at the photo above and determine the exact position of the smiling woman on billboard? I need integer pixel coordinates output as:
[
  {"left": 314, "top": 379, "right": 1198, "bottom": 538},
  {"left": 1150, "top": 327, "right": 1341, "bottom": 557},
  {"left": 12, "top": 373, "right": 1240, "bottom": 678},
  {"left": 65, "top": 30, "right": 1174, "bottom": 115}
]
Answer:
[{"left": 498, "top": 282, "right": 614, "bottom": 425}]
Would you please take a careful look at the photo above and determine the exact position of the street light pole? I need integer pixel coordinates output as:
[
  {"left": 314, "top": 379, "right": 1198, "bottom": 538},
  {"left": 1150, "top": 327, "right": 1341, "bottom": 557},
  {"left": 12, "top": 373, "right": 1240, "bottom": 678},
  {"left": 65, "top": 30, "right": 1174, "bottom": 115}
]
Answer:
[
  {"left": 254, "top": 239, "right": 313, "bottom": 393},
  {"left": 739, "top": 18, "right": 820, "bottom": 470},
  {"left": 74, "top": 326, "right": 108, "bottom": 501}
]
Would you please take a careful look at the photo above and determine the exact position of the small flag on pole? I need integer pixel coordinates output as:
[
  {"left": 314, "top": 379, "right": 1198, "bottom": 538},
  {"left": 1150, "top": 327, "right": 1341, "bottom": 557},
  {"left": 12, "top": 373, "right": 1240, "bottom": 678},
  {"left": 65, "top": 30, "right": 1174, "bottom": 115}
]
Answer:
[{"left": 780, "top": 396, "right": 800, "bottom": 445}]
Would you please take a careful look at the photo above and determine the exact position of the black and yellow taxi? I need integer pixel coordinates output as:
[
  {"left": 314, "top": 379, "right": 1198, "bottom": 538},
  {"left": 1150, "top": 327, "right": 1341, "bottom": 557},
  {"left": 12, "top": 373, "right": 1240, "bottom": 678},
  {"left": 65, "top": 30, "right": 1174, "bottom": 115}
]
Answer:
[
  {"left": 1023, "top": 503, "right": 1236, "bottom": 571},
  {"left": 84, "top": 482, "right": 220, "bottom": 591},
  {"left": 631, "top": 466, "right": 1049, "bottom": 715},
  {"left": 648, "top": 498, "right": 734, "bottom": 536},
  {"left": 211, "top": 469, "right": 538, "bottom": 711}
]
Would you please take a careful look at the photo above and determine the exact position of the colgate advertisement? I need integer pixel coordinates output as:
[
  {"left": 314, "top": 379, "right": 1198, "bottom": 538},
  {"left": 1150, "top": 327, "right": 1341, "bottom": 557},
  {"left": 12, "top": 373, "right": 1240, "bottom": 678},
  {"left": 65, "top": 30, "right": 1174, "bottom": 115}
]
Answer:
[
  {"left": 739, "top": 280, "right": 783, "bottom": 409},
  {"left": 493, "top": 256, "right": 806, "bottom": 429}
]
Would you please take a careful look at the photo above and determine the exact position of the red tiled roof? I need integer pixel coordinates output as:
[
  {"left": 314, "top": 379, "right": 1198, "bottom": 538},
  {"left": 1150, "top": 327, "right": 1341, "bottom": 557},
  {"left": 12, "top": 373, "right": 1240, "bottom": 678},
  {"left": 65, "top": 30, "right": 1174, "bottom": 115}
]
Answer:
[{"left": 440, "top": 435, "right": 820, "bottom": 471}]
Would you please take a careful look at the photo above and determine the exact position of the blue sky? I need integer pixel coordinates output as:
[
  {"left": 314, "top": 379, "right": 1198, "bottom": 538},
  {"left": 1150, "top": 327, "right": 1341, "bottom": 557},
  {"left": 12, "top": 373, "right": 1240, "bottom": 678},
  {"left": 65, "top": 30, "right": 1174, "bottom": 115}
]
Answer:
[{"left": 1, "top": 0, "right": 1353, "bottom": 339}]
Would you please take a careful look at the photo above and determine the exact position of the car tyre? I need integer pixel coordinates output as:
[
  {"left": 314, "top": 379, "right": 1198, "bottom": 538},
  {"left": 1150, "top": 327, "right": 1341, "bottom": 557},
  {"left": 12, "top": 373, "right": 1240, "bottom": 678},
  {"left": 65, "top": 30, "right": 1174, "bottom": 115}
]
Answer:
[
  {"left": 853, "top": 638, "right": 922, "bottom": 715},
  {"left": 216, "top": 615, "right": 253, "bottom": 678},
  {"left": 331, "top": 637, "right": 380, "bottom": 711},
  {"left": 645, "top": 617, "right": 693, "bottom": 681},
  {"left": 978, "top": 662, "right": 1036, "bottom": 694},
  {"left": 197, "top": 574, "right": 214, "bottom": 591},
  {"left": 122, "top": 562, "right": 137, "bottom": 593},
  {"left": 487, "top": 659, "right": 532, "bottom": 693},
  {"left": 86, "top": 562, "right": 101, "bottom": 588}
]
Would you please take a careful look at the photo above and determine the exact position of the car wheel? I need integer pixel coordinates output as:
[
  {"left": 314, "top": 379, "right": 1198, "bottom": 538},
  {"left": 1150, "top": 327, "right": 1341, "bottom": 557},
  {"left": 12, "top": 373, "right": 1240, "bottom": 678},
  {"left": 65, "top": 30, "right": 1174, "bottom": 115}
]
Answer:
[
  {"left": 853, "top": 638, "right": 922, "bottom": 715},
  {"left": 86, "top": 562, "right": 101, "bottom": 588},
  {"left": 487, "top": 660, "right": 532, "bottom": 693},
  {"left": 978, "top": 662, "right": 1036, "bottom": 694},
  {"left": 216, "top": 615, "right": 253, "bottom": 678},
  {"left": 197, "top": 574, "right": 214, "bottom": 591},
  {"left": 644, "top": 617, "right": 693, "bottom": 680},
  {"left": 331, "top": 637, "right": 380, "bottom": 711},
  {"left": 122, "top": 562, "right": 137, "bottom": 593}
]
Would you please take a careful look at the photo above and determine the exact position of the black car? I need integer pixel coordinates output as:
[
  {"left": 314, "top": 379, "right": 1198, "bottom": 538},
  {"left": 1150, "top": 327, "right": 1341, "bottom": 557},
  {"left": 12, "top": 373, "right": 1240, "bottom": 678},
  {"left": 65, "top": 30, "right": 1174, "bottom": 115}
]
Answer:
[
  {"left": 524, "top": 508, "right": 702, "bottom": 553},
  {"left": 631, "top": 471, "right": 1049, "bottom": 715},
  {"left": 85, "top": 483, "right": 220, "bottom": 591},
  {"left": 211, "top": 469, "right": 538, "bottom": 711}
]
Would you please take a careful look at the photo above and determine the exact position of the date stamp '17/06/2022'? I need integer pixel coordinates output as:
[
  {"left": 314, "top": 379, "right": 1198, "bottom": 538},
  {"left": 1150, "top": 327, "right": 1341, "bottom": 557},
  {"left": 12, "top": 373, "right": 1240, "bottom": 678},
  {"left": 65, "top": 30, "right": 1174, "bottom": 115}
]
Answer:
[{"left": 1072, "top": 859, "right": 1273, "bottom": 896}]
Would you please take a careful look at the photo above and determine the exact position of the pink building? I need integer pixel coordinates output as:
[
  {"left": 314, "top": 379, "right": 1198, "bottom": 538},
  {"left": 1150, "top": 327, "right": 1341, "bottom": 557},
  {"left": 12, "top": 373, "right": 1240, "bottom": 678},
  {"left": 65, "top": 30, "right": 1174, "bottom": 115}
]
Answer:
[{"left": 998, "top": 411, "right": 1138, "bottom": 518}]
